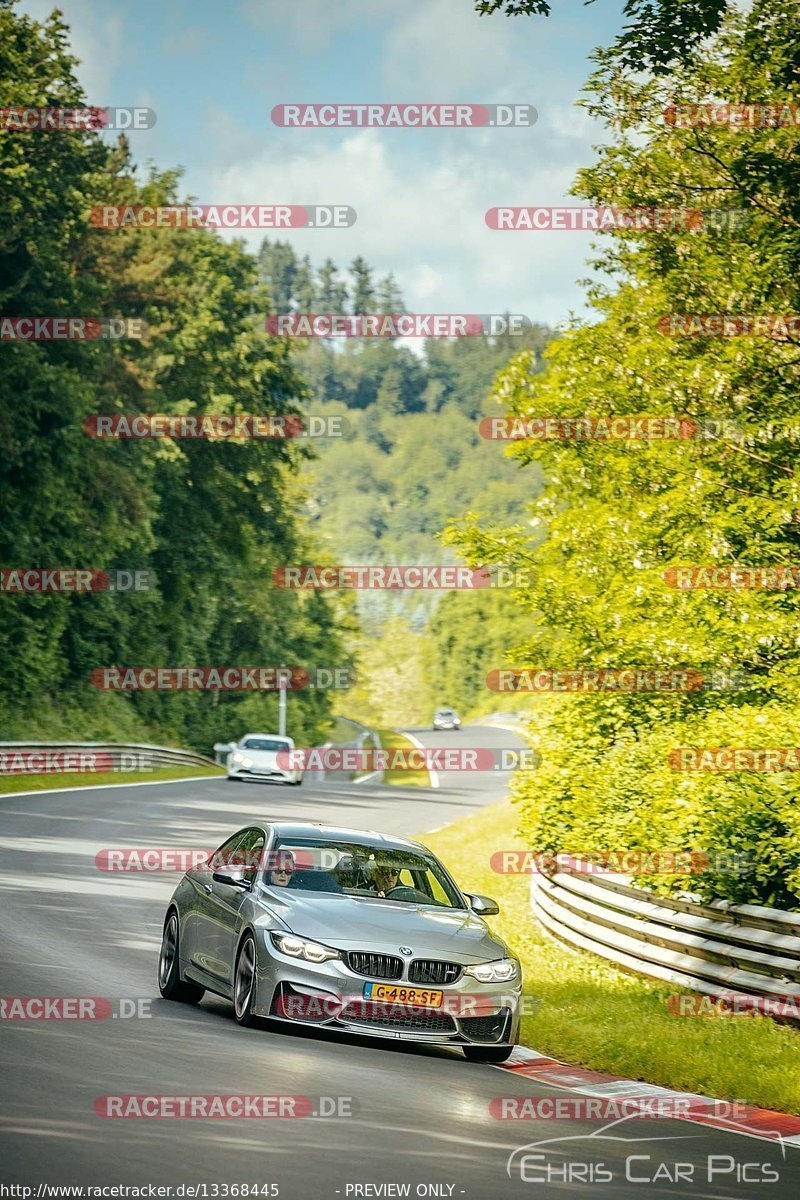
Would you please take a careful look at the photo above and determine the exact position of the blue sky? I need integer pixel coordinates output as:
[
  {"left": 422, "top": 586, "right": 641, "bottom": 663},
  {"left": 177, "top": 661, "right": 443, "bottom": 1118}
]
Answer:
[{"left": 22, "top": 0, "right": 627, "bottom": 325}]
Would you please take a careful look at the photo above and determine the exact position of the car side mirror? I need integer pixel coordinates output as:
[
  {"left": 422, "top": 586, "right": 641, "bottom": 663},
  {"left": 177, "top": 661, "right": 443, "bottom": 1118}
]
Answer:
[
  {"left": 212, "top": 869, "right": 250, "bottom": 889},
  {"left": 465, "top": 892, "right": 500, "bottom": 916}
]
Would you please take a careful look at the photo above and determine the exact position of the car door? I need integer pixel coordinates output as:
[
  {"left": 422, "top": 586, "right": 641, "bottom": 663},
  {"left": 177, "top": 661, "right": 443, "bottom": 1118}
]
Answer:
[
  {"left": 184, "top": 828, "right": 249, "bottom": 985},
  {"left": 197, "top": 827, "right": 266, "bottom": 990}
]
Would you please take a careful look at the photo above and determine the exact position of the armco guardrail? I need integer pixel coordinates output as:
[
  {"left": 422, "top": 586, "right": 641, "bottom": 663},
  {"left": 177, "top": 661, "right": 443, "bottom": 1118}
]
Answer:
[
  {"left": 0, "top": 741, "right": 218, "bottom": 774},
  {"left": 530, "top": 869, "right": 800, "bottom": 1008}
]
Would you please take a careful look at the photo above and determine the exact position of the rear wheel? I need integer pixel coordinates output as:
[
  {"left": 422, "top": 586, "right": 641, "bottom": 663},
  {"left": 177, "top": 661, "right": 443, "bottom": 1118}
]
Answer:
[
  {"left": 233, "top": 933, "right": 258, "bottom": 1026},
  {"left": 463, "top": 1044, "right": 513, "bottom": 1064},
  {"left": 158, "top": 912, "right": 205, "bottom": 1004}
]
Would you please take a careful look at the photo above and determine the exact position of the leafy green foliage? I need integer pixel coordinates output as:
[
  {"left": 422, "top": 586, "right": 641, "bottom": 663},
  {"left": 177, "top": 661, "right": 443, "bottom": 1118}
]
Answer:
[
  {"left": 450, "top": 0, "right": 800, "bottom": 906},
  {"left": 475, "top": 0, "right": 731, "bottom": 74},
  {"left": 0, "top": 4, "right": 348, "bottom": 752}
]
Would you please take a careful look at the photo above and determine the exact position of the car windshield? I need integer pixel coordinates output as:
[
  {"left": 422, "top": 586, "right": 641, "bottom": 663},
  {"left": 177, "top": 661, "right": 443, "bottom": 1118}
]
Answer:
[
  {"left": 266, "top": 838, "right": 466, "bottom": 909},
  {"left": 242, "top": 738, "right": 289, "bottom": 752}
]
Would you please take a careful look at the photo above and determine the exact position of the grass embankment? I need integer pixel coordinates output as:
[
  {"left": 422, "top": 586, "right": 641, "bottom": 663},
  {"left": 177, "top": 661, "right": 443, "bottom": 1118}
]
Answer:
[
  {"left": 422, "top": 796, "right": 800, "bottom": 1114},
  {"left": 0, "top": 764, "right": 225, "bottom": 795},
  {"left": 374, "top": 728, "right": 431, "bottom": 787}
]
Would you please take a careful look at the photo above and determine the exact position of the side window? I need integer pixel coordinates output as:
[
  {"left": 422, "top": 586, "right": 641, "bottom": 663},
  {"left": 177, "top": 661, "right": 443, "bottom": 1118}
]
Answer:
[
  {"left": 207, "top": 830, "right": 247, "bottom": 872},
  {"left": 237, "top": 829, "right": 266, "bottom": 883},
  {"left": 418, "top": 870, "right": 450, "bottom": 906}
]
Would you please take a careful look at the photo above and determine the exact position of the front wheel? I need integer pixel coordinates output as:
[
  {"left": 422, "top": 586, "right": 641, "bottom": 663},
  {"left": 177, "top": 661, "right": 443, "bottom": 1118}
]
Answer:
[
  {"left": 158, "top": 912, "right": 205, "bottom": 1004},
  {"left": 233, "top": 933, "right": 258, "bottom": 1026},
  {"left": 463, "top": 1044, "right": 514, "bottom": 1064}
]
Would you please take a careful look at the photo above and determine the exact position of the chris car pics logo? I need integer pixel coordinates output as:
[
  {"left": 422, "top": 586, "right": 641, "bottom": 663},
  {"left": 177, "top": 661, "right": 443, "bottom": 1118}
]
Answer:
[{"left": 507, "top": 1119, "right": 783, "bottom": 1185}]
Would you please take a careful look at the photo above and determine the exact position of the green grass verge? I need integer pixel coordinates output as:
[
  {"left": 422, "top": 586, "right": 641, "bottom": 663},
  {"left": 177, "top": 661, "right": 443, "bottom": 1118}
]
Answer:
[
  {"left": 421, "top": 795, "right": 800, "bottom": 1115},
  {"left": 0, "top": 764, "right": 225, "bottom": 795},
  {"left": 375, "top": 728, "right": 431, "bottom": 787}
]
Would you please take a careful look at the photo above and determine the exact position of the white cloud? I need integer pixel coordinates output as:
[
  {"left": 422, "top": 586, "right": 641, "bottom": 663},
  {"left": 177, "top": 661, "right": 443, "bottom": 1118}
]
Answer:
[{"left": 204, "top": 124, "right": 596, "bottom": 323}]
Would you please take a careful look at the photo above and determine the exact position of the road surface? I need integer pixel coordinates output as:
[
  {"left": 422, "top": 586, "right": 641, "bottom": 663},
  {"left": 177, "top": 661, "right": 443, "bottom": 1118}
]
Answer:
[{"left": 0, "top": 725, "right": 796, "bottom": 1198}]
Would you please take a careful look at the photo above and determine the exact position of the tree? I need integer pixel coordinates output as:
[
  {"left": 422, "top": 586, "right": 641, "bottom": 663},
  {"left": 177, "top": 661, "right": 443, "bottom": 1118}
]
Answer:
[
  {"left": 350, "top": 256, "right": 376, "bottom": 313},
  {"left": 375, "top": 272, "right": 405, "bottom": 314},
  {"left": 258, "top": 240, "right": 298, "bottom": 313},
  {"left": 317, "top": 258, "right": 349, "bottom": 312},
  {"left": 0, "top": 3, "right": 349, "bottom": 751},
  {"left": 475, "top": 0, "right": 731, "bottom": 73},
  {"left": 450, "top": 0, "right": 800, "bottom": 906}
]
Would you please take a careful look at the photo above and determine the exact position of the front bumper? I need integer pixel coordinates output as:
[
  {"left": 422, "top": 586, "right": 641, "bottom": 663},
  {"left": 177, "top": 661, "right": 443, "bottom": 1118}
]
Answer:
[
  {"left": 228, "top": 764, "right": 299, "bottom": 784},
  {"left": 253, "top": 942, "right": 522, "bottom": 1046}
]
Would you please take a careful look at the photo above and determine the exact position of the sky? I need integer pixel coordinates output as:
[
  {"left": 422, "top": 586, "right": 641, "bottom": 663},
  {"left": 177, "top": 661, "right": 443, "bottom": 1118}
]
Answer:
[{"left": 21, "top": 0, "right": 628, "bottom": 327}]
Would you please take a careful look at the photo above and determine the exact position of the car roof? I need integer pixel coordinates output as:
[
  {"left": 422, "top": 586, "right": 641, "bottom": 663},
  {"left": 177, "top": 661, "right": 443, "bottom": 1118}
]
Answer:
[
  {"left": 240, "top": 732, "right": 292, "bottom": 740},
  {"left": 267, "top": 820, "right": 427, "bottom": 851}
]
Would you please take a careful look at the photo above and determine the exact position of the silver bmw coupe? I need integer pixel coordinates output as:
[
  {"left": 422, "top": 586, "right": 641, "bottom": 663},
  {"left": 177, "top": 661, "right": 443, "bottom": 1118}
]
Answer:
[{"left": 158, "top": 821, "right": 521, "bottom": 1062}]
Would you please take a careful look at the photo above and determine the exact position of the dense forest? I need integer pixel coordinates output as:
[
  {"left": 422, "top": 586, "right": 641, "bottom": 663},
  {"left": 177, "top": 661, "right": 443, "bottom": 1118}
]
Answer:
[
  {"left": 0, "top": 7, "right": 349, "bottom": 751},
  {"left": 254, "top": 241, "right": 553, "bottom": 725},
  {"left": 0, "top": 5, "right": 551, "bottom": 749}
]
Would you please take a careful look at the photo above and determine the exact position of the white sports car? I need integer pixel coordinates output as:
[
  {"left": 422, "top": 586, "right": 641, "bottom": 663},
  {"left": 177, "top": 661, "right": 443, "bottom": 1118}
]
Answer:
[{"left": 227, "top": 733, "right": 302, "bottom": 786}]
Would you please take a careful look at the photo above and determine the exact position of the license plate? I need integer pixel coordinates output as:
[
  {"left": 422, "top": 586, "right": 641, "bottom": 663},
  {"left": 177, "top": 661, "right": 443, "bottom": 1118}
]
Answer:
[{"left": 363, "top": 982, "right": 443, "bottom": 1008}]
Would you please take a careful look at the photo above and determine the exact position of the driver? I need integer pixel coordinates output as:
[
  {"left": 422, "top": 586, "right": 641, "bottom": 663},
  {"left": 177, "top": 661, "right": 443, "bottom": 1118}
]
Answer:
[
  {"left": 372, "top": 863, "right": 400, "bottom": 898},
  {"left": 268, "top": 849, "right": 296, "bottom": 887}
]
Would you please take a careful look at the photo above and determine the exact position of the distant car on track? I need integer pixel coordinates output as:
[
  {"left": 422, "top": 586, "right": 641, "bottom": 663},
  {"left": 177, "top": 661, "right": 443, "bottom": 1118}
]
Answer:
[
  {"left": 433, "top": 707, "right": 461, "bottom": 731},
  {"left": 158, "top": 821, "right": 521, "bottom": 1062},
  {"left": 226, "top": 733, "right": 302, "bottom": 786}
]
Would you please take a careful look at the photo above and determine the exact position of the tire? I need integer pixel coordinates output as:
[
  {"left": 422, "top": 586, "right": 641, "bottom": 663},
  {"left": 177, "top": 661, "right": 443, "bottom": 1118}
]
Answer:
[
  {"left": 463, "top": 1044, "right": 514, "bottom": 1064},
  {"left": 227, "top": 775, "right": 239, "bottom": 782},
  {"left": 233, "top": 933, "right": 258, "bottom": 1026},
  {"left": 293, "top": 776, "right": 303, "bottom": 787},
  {"left": 158, "top": 912, "right": 205, "bottom": 1004}
]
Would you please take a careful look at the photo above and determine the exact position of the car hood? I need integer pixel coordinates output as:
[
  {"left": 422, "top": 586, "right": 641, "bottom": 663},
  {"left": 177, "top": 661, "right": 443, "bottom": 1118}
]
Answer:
[
  {"left": 255, "top": 890, "right": 507, "bottom": 962},
  {"left": 241, "top": 749, "right": 285, "bottom": 765}
]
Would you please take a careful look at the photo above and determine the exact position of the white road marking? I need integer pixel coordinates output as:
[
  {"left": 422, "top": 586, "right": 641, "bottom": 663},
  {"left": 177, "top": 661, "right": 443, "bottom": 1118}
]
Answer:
[
  {"left": 0, "top": 774, "right": 221, "bottom": 802},
  {"left": 400, "top": 730, "right": 440, "bottom": 788}
]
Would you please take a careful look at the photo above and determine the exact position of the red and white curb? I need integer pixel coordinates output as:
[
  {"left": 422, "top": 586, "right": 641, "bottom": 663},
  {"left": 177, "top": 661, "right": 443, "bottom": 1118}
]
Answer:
[{"left": 497, "top": 1047, "right": 800, "bottom": 1148}]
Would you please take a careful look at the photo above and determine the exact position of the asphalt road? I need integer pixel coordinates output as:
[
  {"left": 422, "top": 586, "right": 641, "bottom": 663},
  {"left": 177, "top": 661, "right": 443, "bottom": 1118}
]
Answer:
[{"left": 0, "top": 724, "right": 797, "bottom": 1198}]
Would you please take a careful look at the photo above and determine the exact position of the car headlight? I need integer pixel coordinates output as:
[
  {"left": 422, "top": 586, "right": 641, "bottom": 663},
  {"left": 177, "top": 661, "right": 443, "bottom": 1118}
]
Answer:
[
  {"left": 464, "top": 958, "right": 519, "bottom": 983},
  {"left": 230, "top": 752, "right": 244, "bottom": 763},
  {"left": 270, "top": 933, "right": 341, "bottom": 964}
]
